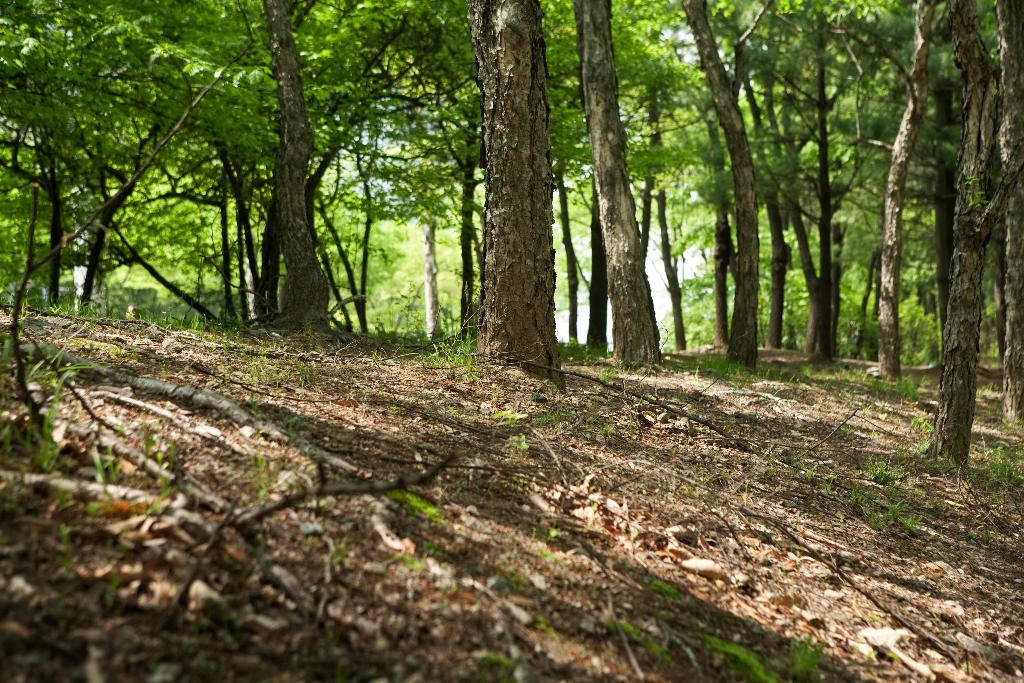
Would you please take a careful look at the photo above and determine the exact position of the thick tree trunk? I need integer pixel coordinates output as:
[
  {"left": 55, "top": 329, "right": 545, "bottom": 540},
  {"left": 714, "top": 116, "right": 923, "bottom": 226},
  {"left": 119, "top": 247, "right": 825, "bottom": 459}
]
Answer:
[
  {"left": 555, "top": 172, "right": 579, "bottom": 343},
  {"left": 813, "top": 32, "right": 834, "bottom": 361},
  {"left": 931, "top": 0, "right": 1000, "bottom": 465},
  {"left": 657, "top": 190, "right": 685, "bottom": 351},
  {"left": 713, "top": 208, "right": 732, "bottom": 349},
  {"left": 422, "top": 221, "right": 440, "bottom": 340},
  {"left": 263, "top": 0, "right": 329, "bottom": 329},
  {"left": 468, "top": 0, "right": 562, "bottom": 385},
  {"left": 998, "top": 0, "right": 1024, "bottom": 422},
  {"left": 459, "top": 154, "right": 477, "bottom": 333},
  {"left": 574, "top": 0, "right": 660, "bottom": 365},
  {"left": 934, "top": 84, "right": 957, "bottom": 341},
  {"left": 587, "top": 185, "right": 609, "bottom": 348},
  {"left": 683, "top": 0, "right": 759, "bottom": 368},
  {"left": 878, "top": 0, "right": 937, "bottom": 379}
]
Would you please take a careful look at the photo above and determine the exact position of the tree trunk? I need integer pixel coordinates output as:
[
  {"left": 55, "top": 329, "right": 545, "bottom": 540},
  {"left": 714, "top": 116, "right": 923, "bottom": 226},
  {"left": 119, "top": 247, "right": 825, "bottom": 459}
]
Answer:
[
  {"left": 263, "top": 0, "right": 329, "bottom": 329},
  {"left": 682, "top": 0, "right": 759, "bottom": 368},
  {"left": 857, "top": 248, "right": 881, "bottom": 358},
  {"left": 813, "top": 27, "right": 834, "bottom": 361},
  {"left": 574, "top": 0, "right": 660, "bottom": 366},
  {"left": 657, "top": 190, "right": 685, "bottom": 351},
  {"left": 713, "top": 207, "right": 732, "bottom": 349},
  {"left": 830, "top": 222, "right": 845, "bottom": 354},
  {"left": 468, "top": 0, "right": 562, "bottom": 385},
  {"left": 587, "top": 184, "right": 609, "bottom": 348},
  {"left": 994, "top": 225, "right": 1007, "bottom": 360},
  {"left": 219, "top": 196, "right": 237, "bottom": 321},
  {"left": 83, "top": 169, "right": 135, "bottom": 305},
  {"left": 934, "top": 84, "right": 957, "bottom": 342},
  {"left": 555, "top": 172, "right": 579, "bottom": 343},
  {"left": 422, "top": 221, "right": 440, "bottom": 340},
  {"left": 790, "top": 206, "right": 820, "bottom": 354},
  {"left": 998, "top": 0, "right": 1024, "bottom": 423},
  {"left": 930, "top": 0, "right": 1000, "bottom": 465},
  {"left": 459, "top": 153, "right": 477, "bottom": 333},
  {"left": 878, "top": 0, "right": 937, "bottom": 378},
  {"left": 45, "top": 174, "right": 62, "bottom": 306},
  {"left": 354, "top": 153, "right": 374, "bottom": 335},
  {"left": 640, "top": 177, "right": 652, "bottom": 259},
  {"left": 766, "top": 199, "right": 787, "bottom": 349}
]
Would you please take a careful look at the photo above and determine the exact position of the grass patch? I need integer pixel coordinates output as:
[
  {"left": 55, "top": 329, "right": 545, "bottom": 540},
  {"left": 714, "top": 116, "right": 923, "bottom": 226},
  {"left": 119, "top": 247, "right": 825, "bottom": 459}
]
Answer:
[
  {"left": 387, "top": 490, "right": 443, "bottom": 523},
  {"left": 611, "top": 620, "right": 673, "bottom": 664},
  {"left": 649, "top": 579, "right": 683, "bottom": 601},
  {"left": 701, "top": 634, "right": 778, "bottom": 683}
]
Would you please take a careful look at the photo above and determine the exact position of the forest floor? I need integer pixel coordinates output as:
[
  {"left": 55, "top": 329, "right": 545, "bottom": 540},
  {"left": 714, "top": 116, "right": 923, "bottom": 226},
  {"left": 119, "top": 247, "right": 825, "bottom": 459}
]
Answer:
[{"left": 1, "top": 314, "right": 1023, "bottom": 683}]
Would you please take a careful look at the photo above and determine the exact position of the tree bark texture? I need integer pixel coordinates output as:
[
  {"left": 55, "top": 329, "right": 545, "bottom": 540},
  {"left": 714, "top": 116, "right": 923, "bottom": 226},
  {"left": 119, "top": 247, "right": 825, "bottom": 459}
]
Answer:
[
  {"left": 930, "top": 0, "right": 1000, "bottom": 465},
  {"left": 813, "top": 30, "right": 834, "bottom": 361},
  {"left": 468, "top": 0, "right": 562, "bottom": 384},
  {"left": 574, "top": 0, "right": 660, "bottom": 365},
  {"left": 713, "top": 207, "right": 732, "bottom": 349},
  {"left": 878, "top": 0, "right": 937, "bottom": 379},
  {"left": 998, "top": 0, "right": 1024, "bottom": 422},
  {"left": 790, "top": 206, "right": 820, "bottom": 354},
  {"left": 587, "top": 184, "right": 609, "bottom": 348},
  {"left": 263, "top": 0, "right": 329, "bottom": 329},
  {"left": 684, "top": 0, "right": 759, "bottom": 367},
  {"left": 556, "top": 173, "right": 579, "bottom": 343}
]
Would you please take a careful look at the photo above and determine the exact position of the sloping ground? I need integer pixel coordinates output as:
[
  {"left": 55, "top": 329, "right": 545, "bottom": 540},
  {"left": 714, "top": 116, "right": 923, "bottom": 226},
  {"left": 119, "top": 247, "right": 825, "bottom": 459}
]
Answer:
[{"left": 1, "top": 314, "right": 1022, "bottom": 682}]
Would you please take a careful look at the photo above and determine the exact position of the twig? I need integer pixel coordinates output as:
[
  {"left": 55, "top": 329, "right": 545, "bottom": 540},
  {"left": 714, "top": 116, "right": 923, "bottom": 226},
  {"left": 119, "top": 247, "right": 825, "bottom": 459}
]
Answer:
[
  {"left": 234, "top": 451, "right": 456, "bottom": 526},
  {"left": 608, "top": 595, "right": 645, "bottom": 680}
]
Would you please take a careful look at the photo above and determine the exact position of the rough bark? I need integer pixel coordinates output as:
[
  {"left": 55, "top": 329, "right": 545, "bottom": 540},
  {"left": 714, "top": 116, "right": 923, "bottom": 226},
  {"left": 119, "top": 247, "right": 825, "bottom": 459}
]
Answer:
[
  {"left": 574, "top": 0, "right": 660, "bottom": 366},
  {"left": 878, "top": 0, "right": 938, "bottom": 379},
  {"left": 994, "top": 225, "right": 1007, "bottom": 360},
  {"left": 657, "top": 190, "right": 685, "bottom": 351},
  {"left": 934, "top": 83, "right": 957, "bottom": 340},
  {"left": 422, "top": 221, "right": 440, "bottom": 340},
  {"left": 468, "top": 0, "right": 562, "bottom": 385},
  {"left": 640, "top": 177, "right": 652, "bottom": 259},
  {"left": 587, "top": 185, "right": 609, "bottom": 348},
  {"left": 555, "top": 172, "right": 579, "bottom": 343},
  {"left": 998, "top": 0, "right": 1024, "bottom": 422},
  {"left": 263, "top": 0, "right": 329, "bottom": 329},
  {"left": 930, "top": 0, "right": 1000, "bottom": 465},
  {"left": 683, "top": 0, "right": 759, "bottom": 368}
]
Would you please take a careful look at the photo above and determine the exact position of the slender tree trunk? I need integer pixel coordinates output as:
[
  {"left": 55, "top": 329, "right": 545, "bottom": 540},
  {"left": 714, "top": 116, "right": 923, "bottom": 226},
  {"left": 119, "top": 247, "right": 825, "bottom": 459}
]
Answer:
[
  {"left": 683, "top": 0, "right": 759, "bottom": 368},
  {"left": 857, "top": 248, "right": 881, "bottom": 358},
  {"left": 657, "top": 190, "right": 685, "bottom": 351},
  {"left": 640, "top": 177, "right": 653, "bottom": 258},
  {"left": 555, "top": 172, "right": 579, "bottom": 343},
  {"left": 574, "top": 0, "right": 660, "bottom": 365},
  {"left": 934, "top": 84, "right": 957, "bottom": 341},
  {"left": 998, "top": 0, "right": 1024, "bottom": 422},
  {"left": 587, "top": 184, "right": 609, "bottom": 348},
  {"left": 83, "top": 169, "right": 134, "bottom": 305},
  {"left": 790, "top": 206, "right": 820, "bottom": 354},
  {"left": 319, "top": 202, "right": 359, "bottom": 329},
  {"left": 713, "top": 208, "right": 732, "bottom": 349},
  {"left": 263, "top": 0, "right": 329, "bottom": 329},
  {"left": 459, "top": 154, "right": 477, "bottom": 333},
  {"left": 931, "top": 0, "right": 1000, "bottom": 465},
  {"left": 115, "top": 230, "right": 217, "bottom": 321},
  {"left": 814, "top": 28, "right": 834, "bottom": 361},
  {"left": 830, "top": 222, "right": 845, "bottom": 354},
  {"left": 45, "top": 174, "right": 62, "bottom": 306},
  {"left": 468, "top": 0, "right": 562, "bottom": 385},
  {"left": 878, "top": 0, "right": 937, "bottom": 378},
  {"left": 219, "top": 195, "right": 237, "bottom": 321},
  {"left": 422, "top": 221, "right": 440, "bottom": 340},
  {"left": 994, "top": 225, "right": 1007, "bottom": 360}
]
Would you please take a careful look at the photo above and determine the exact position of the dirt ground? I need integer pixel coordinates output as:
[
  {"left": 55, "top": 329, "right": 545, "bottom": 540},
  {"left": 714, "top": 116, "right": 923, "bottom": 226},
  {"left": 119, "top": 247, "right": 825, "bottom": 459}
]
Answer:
[{"left": 1, "top": 314, "right": 1022, "bottom": 682}]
